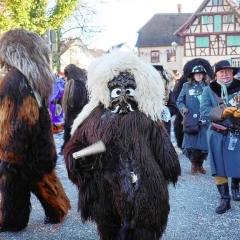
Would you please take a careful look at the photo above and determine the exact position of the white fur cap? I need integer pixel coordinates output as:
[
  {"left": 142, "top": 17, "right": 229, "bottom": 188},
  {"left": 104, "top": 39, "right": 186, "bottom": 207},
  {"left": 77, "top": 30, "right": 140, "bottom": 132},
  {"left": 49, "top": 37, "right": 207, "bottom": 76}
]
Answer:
[{"left": 71, "top": 51, "right": 165, "bottom": 135}]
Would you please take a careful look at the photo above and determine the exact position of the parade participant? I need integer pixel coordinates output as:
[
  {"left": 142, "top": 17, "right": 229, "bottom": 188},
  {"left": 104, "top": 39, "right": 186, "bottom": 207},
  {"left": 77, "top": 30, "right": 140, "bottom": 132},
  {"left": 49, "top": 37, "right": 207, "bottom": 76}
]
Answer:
[
  {"left": 173, "top": 74, "right": 187, "bottom": 149},
  {"left": 153, "top": 65, "right": 177, "bottom": 135},
  {"left": 63, "top": 52, "right": 181, "bottom": 240},
  {"left": 50, "top": 73, "right": 65, "bottom": 134},
  {"left": 0, "top": 28, "right": 70, "bottom": 232},
  {"left": 200, "top": 60, "right": 240, "bottom": 214},
  {"left": 176, "top": 59, "right": 212, "bottom": 174},
  {"left": 61, "top": 64, "right": 87, "bottom": 153},
  {"left": 173, "top": 58, "right": 214, "bottom": 150}
]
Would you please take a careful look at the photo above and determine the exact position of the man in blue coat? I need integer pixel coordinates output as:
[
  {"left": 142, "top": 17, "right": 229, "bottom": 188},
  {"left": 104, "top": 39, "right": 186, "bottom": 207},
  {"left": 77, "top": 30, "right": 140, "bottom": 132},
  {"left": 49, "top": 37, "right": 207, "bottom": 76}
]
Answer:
[{"left": 200, "top": 60, "right": 240, "bottom": 214}]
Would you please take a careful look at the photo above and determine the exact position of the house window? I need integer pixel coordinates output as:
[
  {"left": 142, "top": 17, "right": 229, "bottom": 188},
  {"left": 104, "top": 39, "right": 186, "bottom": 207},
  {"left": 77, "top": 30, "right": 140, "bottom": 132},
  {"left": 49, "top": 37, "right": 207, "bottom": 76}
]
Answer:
[
  {"left": 196, "top": 37, "right": 209, "bottom": 47},
  {"left": 209, "top": 16, "right": 213, "bottom": 24},
  {"left": 232, "top": 59, "right": 240, "bottom": 68},
  {"left": 167, "top": 50, "right": 176, "bottom": 62},
  {"left": 212, "top": 0, "right": 223, "bottom": 5},
  {"left": 151, "top": 51, "right": 159, "bottom": 63},
  {"left": 227, "top": 36, "right": 240, "bottom": 46},
  {"left": 202, "top": 16, "right": 213, "bottom": 24},
  {"left": 223, "top": 14, "right": 233, "bottom": 23}
]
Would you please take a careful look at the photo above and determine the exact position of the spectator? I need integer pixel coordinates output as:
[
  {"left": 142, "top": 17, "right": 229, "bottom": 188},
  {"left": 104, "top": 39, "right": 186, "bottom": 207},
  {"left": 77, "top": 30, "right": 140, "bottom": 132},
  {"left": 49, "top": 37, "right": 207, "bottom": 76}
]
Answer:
[
  {"left": 177, "top": 59, "right": 212, "bottom": 174},
  {"left": 61, "top": 64, "right": 88, "bottom": 153},
  {"left": 50, "top": 73, "right": 65, "bottom": 134},
  {"left": 173, "top": 58, "right": 214, "bottom": 150}
]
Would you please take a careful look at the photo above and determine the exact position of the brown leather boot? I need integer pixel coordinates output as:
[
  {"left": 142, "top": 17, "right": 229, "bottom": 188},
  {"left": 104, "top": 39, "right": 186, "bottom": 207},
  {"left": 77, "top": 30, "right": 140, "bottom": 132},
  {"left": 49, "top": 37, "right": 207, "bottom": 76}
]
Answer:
[
  {"left": 190, "top": 158, "right": 198, "bottom": 174},
  {"left": 197, "top": 157, "right": 206, "bottom": 174}
]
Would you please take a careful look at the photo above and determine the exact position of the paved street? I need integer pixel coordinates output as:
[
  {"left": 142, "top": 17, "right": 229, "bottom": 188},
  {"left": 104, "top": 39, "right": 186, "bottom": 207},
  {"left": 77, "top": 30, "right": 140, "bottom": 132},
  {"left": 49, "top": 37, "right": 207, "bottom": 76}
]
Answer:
[{"left": 1, "top": 130, "right": 240, "bottom": 240}]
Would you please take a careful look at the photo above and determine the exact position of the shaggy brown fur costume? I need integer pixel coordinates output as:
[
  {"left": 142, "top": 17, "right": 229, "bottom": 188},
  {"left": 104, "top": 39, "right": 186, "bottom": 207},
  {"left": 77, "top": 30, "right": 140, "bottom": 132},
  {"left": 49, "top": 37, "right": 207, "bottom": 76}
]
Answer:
[
  {"left": 0, "top": 29, "right": 70, "bottom": 232},
  {"left": 64, "top": 105, "right": 181, "bottom": 239}
]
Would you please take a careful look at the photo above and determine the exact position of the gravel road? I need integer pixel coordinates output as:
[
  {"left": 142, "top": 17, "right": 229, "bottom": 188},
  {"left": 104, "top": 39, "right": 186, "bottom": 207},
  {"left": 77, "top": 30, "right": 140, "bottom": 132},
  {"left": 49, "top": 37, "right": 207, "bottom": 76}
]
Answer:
[{"left": 1, "top": 130, "right": 240, "bottom": 240}]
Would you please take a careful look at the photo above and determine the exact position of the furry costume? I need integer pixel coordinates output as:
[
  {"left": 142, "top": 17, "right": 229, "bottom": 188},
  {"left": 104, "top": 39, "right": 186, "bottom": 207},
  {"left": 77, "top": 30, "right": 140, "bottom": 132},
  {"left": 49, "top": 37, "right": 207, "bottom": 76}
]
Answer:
[
  {"left": 172, "top": 58, "right": 214, "bottom": 149},
  {"left": 63, "top": 52, "right": 181, "bottom": 240},
  {"left": 0, "top": 29, "right": 70, "bottom": 232}
]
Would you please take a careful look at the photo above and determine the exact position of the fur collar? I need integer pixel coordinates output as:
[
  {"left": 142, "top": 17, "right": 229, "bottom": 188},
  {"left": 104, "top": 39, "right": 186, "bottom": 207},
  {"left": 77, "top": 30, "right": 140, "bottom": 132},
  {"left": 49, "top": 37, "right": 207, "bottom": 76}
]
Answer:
[{"left": 209, "top": 79, "right": 240, "bottom": 97}]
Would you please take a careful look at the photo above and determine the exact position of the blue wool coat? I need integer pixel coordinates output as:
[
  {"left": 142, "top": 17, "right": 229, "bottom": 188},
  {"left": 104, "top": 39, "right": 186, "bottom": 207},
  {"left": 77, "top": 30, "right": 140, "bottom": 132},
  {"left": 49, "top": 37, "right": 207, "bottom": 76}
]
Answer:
[
  {"left": 177, "top": 80, "right": 209, "bottom": 152},
  {"left": 200, "top": 79, "right": 240, "bottom": 177}
]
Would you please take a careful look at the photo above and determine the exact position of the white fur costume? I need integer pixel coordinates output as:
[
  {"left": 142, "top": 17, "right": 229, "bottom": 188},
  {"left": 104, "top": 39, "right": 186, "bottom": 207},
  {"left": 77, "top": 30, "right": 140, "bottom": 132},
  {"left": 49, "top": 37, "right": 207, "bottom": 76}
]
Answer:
[{"left": 71, "top": 52, "right": 165, "bottom": 134}]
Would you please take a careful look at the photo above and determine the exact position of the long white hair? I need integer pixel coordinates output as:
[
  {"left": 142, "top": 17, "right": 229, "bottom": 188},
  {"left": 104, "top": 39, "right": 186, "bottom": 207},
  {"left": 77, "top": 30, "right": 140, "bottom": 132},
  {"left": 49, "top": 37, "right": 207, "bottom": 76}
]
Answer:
[{"left": 71, "top": 52, "right": 165, "bottom": 134}]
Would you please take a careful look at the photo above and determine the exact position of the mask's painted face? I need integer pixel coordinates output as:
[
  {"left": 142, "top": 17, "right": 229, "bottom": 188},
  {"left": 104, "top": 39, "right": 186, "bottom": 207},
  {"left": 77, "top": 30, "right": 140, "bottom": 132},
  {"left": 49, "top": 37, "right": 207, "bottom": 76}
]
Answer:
[{"left": 108, "top": 72, "right": 138, "bottom": 114}]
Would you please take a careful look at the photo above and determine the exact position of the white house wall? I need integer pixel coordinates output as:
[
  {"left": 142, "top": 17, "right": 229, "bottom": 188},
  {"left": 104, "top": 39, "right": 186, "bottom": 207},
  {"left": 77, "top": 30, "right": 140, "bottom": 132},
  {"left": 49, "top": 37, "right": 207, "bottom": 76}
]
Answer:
[{"left": 138, "top": 46, "right": 184, "bottom": 73}]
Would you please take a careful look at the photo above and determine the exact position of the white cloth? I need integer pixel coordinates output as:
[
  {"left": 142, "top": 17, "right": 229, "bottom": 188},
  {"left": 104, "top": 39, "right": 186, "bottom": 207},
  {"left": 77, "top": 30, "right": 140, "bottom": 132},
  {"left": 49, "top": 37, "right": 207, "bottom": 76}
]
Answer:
[{"left": 161, "top": 106, "right": 171, "bottom": 122}]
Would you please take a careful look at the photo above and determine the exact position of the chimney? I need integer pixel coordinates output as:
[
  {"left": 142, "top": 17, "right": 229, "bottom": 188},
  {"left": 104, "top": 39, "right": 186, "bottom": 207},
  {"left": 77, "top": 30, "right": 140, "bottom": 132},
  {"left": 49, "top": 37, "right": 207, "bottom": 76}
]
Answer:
[{"left": 177, "top": 4, "right": 181, "bottom": 13}]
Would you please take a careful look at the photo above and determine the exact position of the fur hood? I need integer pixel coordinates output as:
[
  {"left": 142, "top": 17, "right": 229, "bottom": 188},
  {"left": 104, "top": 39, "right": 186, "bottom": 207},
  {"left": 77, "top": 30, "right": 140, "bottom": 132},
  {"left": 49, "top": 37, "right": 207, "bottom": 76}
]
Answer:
[
  {"left": 71, "top": 52, "right": 165, "bottom": 135},
  {"left": 209, "top": 79, "right": 240, "bottom": 97}
]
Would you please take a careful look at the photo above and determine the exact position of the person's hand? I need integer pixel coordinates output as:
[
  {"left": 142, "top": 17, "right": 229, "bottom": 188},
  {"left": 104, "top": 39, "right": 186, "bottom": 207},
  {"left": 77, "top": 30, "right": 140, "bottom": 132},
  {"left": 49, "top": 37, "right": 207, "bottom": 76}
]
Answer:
[
  {"left": 233, "top": 109, "right": 240, "bottom": 118},
  {"left": 182, "top": 107, "right": 188, "bottom": 115},
  {"left": 222, "top": 106, "right": 237, "bottom": 118}
]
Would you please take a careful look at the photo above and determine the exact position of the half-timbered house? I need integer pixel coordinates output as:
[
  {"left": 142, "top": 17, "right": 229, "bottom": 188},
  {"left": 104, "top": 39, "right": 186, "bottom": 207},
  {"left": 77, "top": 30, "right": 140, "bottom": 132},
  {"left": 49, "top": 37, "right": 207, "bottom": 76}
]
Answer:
[
  {"left": 174, "top": 0, "right": 240, "bottom": 68},
  {"left": 135, "top": 0, "right": 240, "bottom": 74}
]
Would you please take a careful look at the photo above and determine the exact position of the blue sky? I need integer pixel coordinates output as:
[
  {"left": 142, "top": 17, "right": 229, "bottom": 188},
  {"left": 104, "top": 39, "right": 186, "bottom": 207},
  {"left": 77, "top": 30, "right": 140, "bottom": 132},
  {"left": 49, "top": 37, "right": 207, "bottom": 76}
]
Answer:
[{"left": 90, "top": 0, "right": 204, "bottom": 51}]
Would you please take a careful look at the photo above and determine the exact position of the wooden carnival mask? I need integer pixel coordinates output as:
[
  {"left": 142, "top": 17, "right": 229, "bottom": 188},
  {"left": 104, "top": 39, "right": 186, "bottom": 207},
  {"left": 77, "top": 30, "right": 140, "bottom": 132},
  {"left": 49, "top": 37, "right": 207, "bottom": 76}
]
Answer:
[{"left": 108, "top": 72, "right": 138, "bottom": 114}]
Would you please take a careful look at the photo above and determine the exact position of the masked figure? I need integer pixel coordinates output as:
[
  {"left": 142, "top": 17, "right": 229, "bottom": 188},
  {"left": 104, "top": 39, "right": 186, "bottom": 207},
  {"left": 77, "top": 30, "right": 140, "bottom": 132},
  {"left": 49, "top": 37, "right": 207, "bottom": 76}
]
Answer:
[
  {"left": 63, "top": 52, "right": 181, "bottom": 240},
  {"left": 0, "top": 28, "right": 70, "bottom": 232}
]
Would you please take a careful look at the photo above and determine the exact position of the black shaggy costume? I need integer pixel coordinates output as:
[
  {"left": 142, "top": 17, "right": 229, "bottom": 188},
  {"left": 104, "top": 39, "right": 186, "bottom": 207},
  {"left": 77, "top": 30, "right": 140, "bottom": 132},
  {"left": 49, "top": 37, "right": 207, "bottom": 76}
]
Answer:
[
  {"left": 63, "top": 52, "right": 181, "bottom": 240},
  {"left": 64, "top": 106, "right": 180, "bottom": 239}
]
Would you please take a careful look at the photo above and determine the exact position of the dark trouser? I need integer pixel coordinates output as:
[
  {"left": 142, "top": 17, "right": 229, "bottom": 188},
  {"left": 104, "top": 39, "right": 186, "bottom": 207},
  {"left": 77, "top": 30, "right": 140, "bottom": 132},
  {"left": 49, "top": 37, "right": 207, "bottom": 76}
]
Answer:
[
  {"left": 0, "top": 169, "right": 31, "bottom": 231},
  {"left": 231, "top": 178, "right": 240, "bottom": 201}
]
